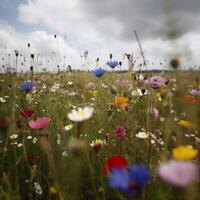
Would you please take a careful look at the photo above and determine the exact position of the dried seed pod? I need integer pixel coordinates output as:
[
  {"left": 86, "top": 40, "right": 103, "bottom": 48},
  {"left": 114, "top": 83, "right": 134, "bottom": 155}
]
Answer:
[{"left": 170, "top": 58, "right": 180, "bottom": 69}]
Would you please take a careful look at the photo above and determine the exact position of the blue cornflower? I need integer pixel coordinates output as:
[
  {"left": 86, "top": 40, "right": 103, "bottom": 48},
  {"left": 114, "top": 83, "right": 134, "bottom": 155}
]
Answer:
[
  {"left": 108, "top": 164, "right": 150, "bottom": 196},
  {"left": 20, "top": 81, "right": 34, "bottom": 92},
  {"left": 106, "top": 60, "right": 118, "bottom": 69},
  {"left": 92, "top": 68, "right": 106, "bottom": 78}
]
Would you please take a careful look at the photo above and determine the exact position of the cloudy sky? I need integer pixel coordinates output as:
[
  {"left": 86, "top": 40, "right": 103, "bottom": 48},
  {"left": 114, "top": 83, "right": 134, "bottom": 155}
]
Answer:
[{"left": 0, "top": 0, "right": 200, "bottom": 72}]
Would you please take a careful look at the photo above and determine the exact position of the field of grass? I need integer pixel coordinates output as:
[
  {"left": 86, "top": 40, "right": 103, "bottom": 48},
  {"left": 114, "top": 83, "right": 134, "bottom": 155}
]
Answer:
[{"left": 0, "top": 71, "right": 199, "bottom": 200}]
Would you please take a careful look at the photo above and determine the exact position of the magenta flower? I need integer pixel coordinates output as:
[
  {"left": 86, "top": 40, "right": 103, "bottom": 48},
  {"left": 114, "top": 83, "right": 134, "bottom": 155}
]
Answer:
[
  {"left": 144, "top": 76, "right": 168, "bottom": 89},
  {"left": 28, "top": 117, "right": 51, "bottom": 130},
  {"left": 114, "top": 126, "right": 126, "bottom": 138},
  {"left": 157, "top": 160, "right": 199, "bottom": 187},
  {"left": 190, "top": 89, "right": 200, "bottom": 96},
  {"left": 148, "top": 107, "right": 159, "bottom": 119}
]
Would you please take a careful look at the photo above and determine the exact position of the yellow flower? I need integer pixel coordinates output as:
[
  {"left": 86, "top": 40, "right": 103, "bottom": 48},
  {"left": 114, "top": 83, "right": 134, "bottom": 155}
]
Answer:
[
  {"left": 177, "top": 120, "right": 195, "bottom": 129},
  {"left": 156, "top": 92, "right": 161, "bottom": 98},
  {"left": 92, "top": 90, "right": 97, "bottom": 97},
  {"left": 172, "top": 145, "right": 198, "bottom": 160},
  {"left": 49, "top": 186, "right": 58, "bottom": 194}
]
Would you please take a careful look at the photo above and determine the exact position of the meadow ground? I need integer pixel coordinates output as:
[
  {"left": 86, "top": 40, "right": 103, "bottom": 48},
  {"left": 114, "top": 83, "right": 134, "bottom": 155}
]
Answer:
[{"left": 0, "top": 71, "right": 199, "bottom": 200}]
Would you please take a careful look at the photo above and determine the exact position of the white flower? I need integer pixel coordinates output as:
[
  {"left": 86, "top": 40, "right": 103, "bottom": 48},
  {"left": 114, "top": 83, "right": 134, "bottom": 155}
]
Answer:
[
  {"left": 0, "top": 97, "right": 6, "bottom": 103},
  {"left": 68, "top": 106, "right": 94, "bottom": 122},
  {"left": 27, "top": 135, "right": 32, "bottom": 140},
  {"left": 64, "top": 124, "right": 73, "bottom": 131},
  {"left": 132, "top": 88, "right": 147, "bottom": 97},
  {"left": 136, "top": 131, "right": 149, "bottom": 139},
  {"left": 17, "top": 143, "right": 23, "bottom": 147},
  {"left": 160, "top": 117, "right": 165, "bottom": 122},
  {"left": 68, "top": 81, "right": 73, "bottom": 85},
  {"left": 26, "top": 93, "right": 33, "bottom": 103},
  {"left": 33, "top": 137, "right": 38, "bottom": 144},
  {"left": 101, "top": 83, "right": 108, "bottom": 88},
  {"left": 10, "top": 134, "right": 18, "bottom": 139},
  {"left": 62, "top": 151, "right": 68, "bottom": 157},
  {"left": 34, "top": 182, "right": 43, "bottom": 195},
  {"left": 68, "top": 92, "right": 77, "bottom": 97}
]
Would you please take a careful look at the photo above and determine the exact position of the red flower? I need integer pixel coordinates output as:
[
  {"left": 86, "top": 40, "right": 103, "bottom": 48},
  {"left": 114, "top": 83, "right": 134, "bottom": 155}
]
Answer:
[
  {"left": 102, "top": 155, "right": 128, "bottom": 174},
  {"left": 21, "top": 109, "right": 35, "bottom": 117},
  {"left": 27, "top": 156, "right": 35, "bottom": 163},
  {"left": 183, "top": 96, "right": 198, "bottom": 105}
]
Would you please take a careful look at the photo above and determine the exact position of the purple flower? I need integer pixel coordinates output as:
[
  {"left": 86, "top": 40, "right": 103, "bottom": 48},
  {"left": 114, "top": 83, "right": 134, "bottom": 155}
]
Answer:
[
  {"left": 108, "top": 164, "right": 150, "bottom": 196},
  {"left": 189, "top": 89, "right": 200, "bottom": 96},
  {"left": 148, "top": 107, "right": 159, "bottom": 119},
  {"left": 157, "top": 160, "right": 199, "bottom": 187},
  {"left": 144, "top": 76, "right": 168, "bottom": 89},
  {"left": 114, "top": 126, "right": 126, "bottom": 138},
  {"left": 106, "top": 60, "right": 118, "bottom": 69}
]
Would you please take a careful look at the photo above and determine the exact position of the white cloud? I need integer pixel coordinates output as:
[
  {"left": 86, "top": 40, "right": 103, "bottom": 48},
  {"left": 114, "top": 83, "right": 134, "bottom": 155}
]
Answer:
[
  {"left": 16, "top": 0, "right": 200, "bottom": 70},
  {"left": 0, "top": 21, "right": 80, "bottom": 73},
  {"left": 1, "top": 0, "right": 200, "bottom": 73}
]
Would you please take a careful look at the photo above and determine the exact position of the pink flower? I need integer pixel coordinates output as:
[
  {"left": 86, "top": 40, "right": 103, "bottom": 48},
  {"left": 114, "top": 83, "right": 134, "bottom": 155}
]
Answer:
[
  {"left": 190, "top": 89, "right": 200, "bottom": 96},
  {"left": 86, "top": 82, "right": 96, "bottom": 89},
  {"left": 148, "top": 107, "right": 159, "bottom": 119},
  {"left": 144, "top": 76, "right": 168, "bottom": 89},
  {"left": 157, "top": 160, "right": 199, "bottom": 187},
  {"left": 116, "top": 79, "right": 126, "bottom": 87},
  {"left": 28, "top": 117, "right": 51, "bottom": 130},
  {"left": 114, "top": 126, "right": 126, "bottom": 138}
]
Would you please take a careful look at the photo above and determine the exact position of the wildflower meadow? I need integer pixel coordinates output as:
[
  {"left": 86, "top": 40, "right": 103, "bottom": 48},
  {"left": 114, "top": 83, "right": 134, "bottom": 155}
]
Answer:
[
  {"left": 0, "top": 0, "right": 200, "bottom": 199},
  {"left": 0, "top": 63, "right": 200, "bottom": 199}
]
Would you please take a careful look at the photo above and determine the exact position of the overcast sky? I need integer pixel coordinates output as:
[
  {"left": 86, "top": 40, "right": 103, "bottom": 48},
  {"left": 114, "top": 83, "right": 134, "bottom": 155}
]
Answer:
[{"left": 0, "top": 0, "right": 200, "bottom": 72}]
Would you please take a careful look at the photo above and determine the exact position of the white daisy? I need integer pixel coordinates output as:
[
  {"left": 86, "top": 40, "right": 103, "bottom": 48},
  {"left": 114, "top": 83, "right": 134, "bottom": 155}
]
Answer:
[
  {"left": 132, "top": 88, "right": 147, "bottom": 97},
  {"left": 68, "top": 106, "right": 94, "bottom": 122},
  {"left": 10, "top": 134, "right": 18, "bottom": 140},
  {"left": 136, "top": 131, "right": 149, "bottom": 139}
]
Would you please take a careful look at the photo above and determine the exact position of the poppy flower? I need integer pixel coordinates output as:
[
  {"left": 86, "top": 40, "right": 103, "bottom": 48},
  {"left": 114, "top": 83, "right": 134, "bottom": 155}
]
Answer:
[
  {"left": 20, "top": 81, "right": 34, "bottom": 92},
  {"left": 183, "top": 96, "right": 198, "bottom": 105},
  {"left": 102, "top": 155, "right": 128, "bottom": 174},
  {"left": 172, "top": 145, "right": 198, "bottom": 160},
  {"left": 106, "top": 60, "right": 118, "bottom": 69},
  {"left": 157, "top": 160, "right": 199, "bottom": 187},
  {"left": 144, "top": 76, "right": 168, "bottom": 89},
  {"left": 114, "top": 97, "right": 128, "bottom": 108},
  {"left": 108, "top": 164, "right": 150, "bottom": 196},
  {"left": 28, "top": 117, "right": 51, "bottom": 129},
  {"left": 21, "top": 109, "right": 35, "bottom": 117},
  {"left": 92, "top": 68, "right": 106, "bottom": 78}
]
